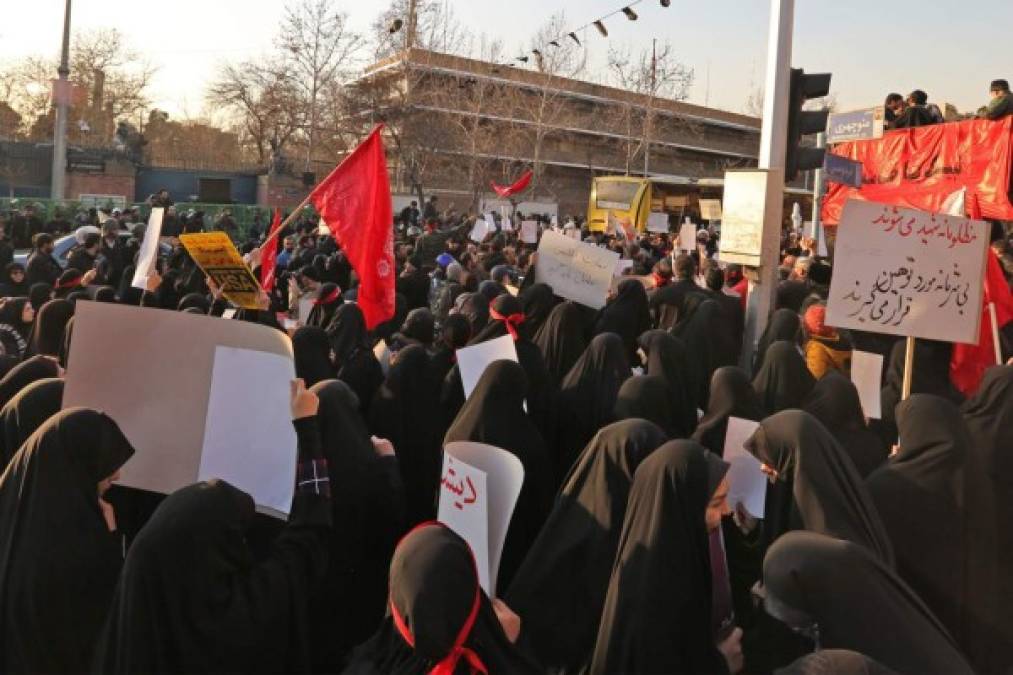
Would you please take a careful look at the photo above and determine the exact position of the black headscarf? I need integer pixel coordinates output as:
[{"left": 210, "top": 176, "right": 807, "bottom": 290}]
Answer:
[
  {"left": 519, "top": 282, "right": 558, "bottom": 337},
  {"left": 804, "top": 372, "right": 887, "bottom": 477},
  {"left": 0, "top": 408, "right": 134, "bottom": 673},
  {"left": 506, "top": 419, "right": 667, "bottom": 673},
  {"left": 866, "top": 394, "right": 991, "bottom": 668},
  {"left": 0, "top": 263, "right": 29, "bottom": 298},
  {"left": 672, "top": 294, "right": 736, "bottom": 405},
  {"left": 27, "top": 282, "right": 52, "bottom": 311},
  {"left": 452, "top": 292, "right": 489, "bottom": 334},
  {"left": 0, "top": 377, "right": 63, "bottom": 471},
  {"left": 533, "top": 301, "right": 587, "bottom": 383},
  {"left": 590, "top": 440, "right": 730, "bottom": 674},
  {"left": 754, "top": 308, "right": 800, "bottom": 376},
  {"left": 176, "top": 292, "right": 210, "bottom": 314},
  {"left": 398, "top": 307, "right": 435, "bottom": 346},
  {"left": 593, "top": 278, "right": 651, "bottom": 361},
  {"left": 746, "top": 410, "right": 894, "bottom": 567},
  {"left": 328, "top": 303, "right": 384, "bottom": 414},
  {"left": 752, "top": 340, "right": 816, "bottom": 415},
  {"left": 879, "top": 338, "right": 964, "bottom": 444},
  {"left": 775, "top": 650, "right": 897, "bottom": 675},
  {"left": 115, "top": 266, "right": 142, "bottom": 306},
  {"left": 0, "top": 355, "right": 59, "bottom": 413},
  {"left": 762, "top": 531, "right": 974, "bottom": 675},
  {"left": 292, "top": 326, "right": 335, "bottom": 388},
  {"left": 27, "top": 298, "right": 73, "bottom": 358},
  {"left": 306, "top": 282, "right": 342, "bottom": 329},
  {"left": 444, "top": 360, "right": 554, "bottom": 594},
  {"left": 0, "top": 297, "right": 32, "bottom": 361},
  {"left": 468, "top": 294, "right": 526, "bottom": 344},
  {"left": 90, "top": 285, "right": 118, "bottom": 303},
  {"left": 555, "top": 332, "right": 631, "bottom": 479},
  {"left": 639, "top": 329, "right": 700, "bottom": 435},
  {"left": 368, "top": 344, "right": 443, "bottom": 527},
  {"left": 373, "top": 292, "right": 408, "bottom": 344},
  {"left": 345, "top": 523, "right": 541, "bottom": 675},
  {"left": 94, "top": 478, "right": 331, "bottom": 674},
  {"left": 613, "top": 375, "right": 679, "bottom": 437},
  {"left": 693, "top": 365, "right": 765, "bottom": 456}
]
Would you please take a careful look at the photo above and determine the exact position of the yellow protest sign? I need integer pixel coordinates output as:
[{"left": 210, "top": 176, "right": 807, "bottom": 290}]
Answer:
[{"left": 179, "top": 232, "right": 263, "bottom": 310}]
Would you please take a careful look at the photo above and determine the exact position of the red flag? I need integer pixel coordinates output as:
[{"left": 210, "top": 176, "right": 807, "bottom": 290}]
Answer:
[
  {"left": 951, "top": 248, "right": 1013, "bottom": 395},
  {"left": 491, "top": 169, "right": 533, "bottom": 198},
  {"left": 260, "top": 208, "right": 282, "bottom": 291},
  {"left": 310, "top": 124, "right": 394, "bottom": 329}
]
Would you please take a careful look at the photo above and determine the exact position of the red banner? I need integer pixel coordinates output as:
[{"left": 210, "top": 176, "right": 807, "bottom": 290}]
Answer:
[{"left": 822, "top": 117, "right": 1013, "bottom": 224}]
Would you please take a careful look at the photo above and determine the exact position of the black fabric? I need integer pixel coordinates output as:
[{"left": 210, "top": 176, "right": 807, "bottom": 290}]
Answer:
[
  {"left": 309, "top": 380, "right": 405, "bottom": 670},
  {"left": 746, "top": 410, "right": 894, "bottom": 567},
  {"left": 0, "top": 408, "right": 134, "bottom": 674},
  {"left": 774, "top": 650, "right": 897, "bottom": 675},
  {"left": 344, "top": 523, "right": 540, "bottom": 675},
  {"left": 803, "top": 372, "right": 887, "bottom": 477},
  {"left": 0, "top": 356, "right": 59, "bottom": 413},
  {"left": 879, "top": 339, "right": 963, "bottom": 445},
  {"left": 444, "top": 360, "right": 554, "bottom": 594},
  {"left": 649, "top": 278, "right": 704, "bottom": 330},
  {"left": 28, "top": 299, "right": 73, "bottom": 358},
  {"left": 776, "top": 279, "right": 810, "bottom": 314},
  {"left": 672, "top": 295, "right": 736, "bottom": 405},
  {"left": 762, "top": 531, "right": 974, "bottom": 675},
  {"left": 306, "top": 282, "right": 341, "bottom": 329},
  {"left": 590, "top": 441, "right": 730, "bottom": 675},
  {"left": 468, "top": 294, "right": 525, "bottom": 344},
  {"left": 752, "top": 341, "right": 816, "bottom": 416},
  {"left": 0, "top": 377, "right": 63, "bottom": 471},
  {"left": 292, "top": 326, "right": 335, "bottom": 388},
  {"left": 533, "top": 301, "right": 587, "bottom": 384},
  {"left": 639, "top": 329, "right": 699, "bottom": 434},
  {"left": 94, "top": 469, "right": 332, "bottom": 674},
  {"left": 613, "top": 375, "right": 679, "bottom": 437},
  {"left": 176, "top": 292, "right": 210, "bottom": 314},
  {"left": 328, "top": 303, "right": 384, "bottom": 414},
  {"left": 27, "top": 282, "right": 52, "bottom": 311},
  {"left": 593, "top": 278, "right": 651, "bottom": 361},
  {"left": 368, "top": 345, "right": 443, "bottom": 527},
  {"left": 452, "top": 292, "right": 490, "bottom": 334},
  {"left": 0, "top": 297, "right": 32, "bottom": 361},
  {"left": 555, "top": 333, "right": 631, "bottom": 480},
  {"left": 519, "top": 282, "right": 558, "bottom": 337},
  {"left": 506, "top": 419, "right": 667, "bottom": 674},
  {"left": 398, "top": 308, "right": 435, "bottom": 346},
  {"left": 754, "top": 308, "right": 800, "bottom": 376},
  {"left": 693, "top": 366, "right": 765, "bottom": 456},
  {"left": 866, "top": 394, "right": 995, "bottom": 671}
]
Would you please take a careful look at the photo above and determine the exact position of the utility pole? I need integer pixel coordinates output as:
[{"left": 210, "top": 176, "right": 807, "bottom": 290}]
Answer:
[
  {"left": 740, "top": 0, "right": 792, "bottom": 368},
  {"left": 50, "top": 0, "right": 72, "bottom": 200},
  {"left": 405, "top": 0, "right": 418, "bottom": 52},
  {"left": 644, "top": 37, "right": 656, "bottom": 177},
  {"left": 810, "top": 131, "right": 826, "bottom": 240}
]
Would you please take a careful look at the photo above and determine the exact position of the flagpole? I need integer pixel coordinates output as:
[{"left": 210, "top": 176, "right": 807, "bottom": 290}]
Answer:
[
  {"left": 989, "top": 302, "right": 1002, "bottom": 364},
  {"left": 901, "top": 336, "right": 916, "bottom": 400}
]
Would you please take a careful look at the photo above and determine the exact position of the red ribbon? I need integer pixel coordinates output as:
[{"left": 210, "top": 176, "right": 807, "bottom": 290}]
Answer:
[
  {"left": 314, "top": 288, "right": 341, "bottom": 306},
  {"left": 489, "top": 308, "right": 525, "bottom": 340},
  {"left": 389, "top": 522, "right": 488, "bottom": 675},
  {"left": 56, "top": 275, "right": 82, "bottom": 290},
  {"left": 651, "top": 272, "right": 670, "bottom": 289}
]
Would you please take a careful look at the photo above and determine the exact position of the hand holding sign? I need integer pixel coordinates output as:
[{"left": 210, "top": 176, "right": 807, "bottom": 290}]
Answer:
[{"left": 290, "top": 378, "right": 319, "bottom": 420}]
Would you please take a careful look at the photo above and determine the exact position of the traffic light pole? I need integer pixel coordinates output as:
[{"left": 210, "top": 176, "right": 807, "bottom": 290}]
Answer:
[{"left": 740, "top": 0, "right": 791, "bottom": 368}]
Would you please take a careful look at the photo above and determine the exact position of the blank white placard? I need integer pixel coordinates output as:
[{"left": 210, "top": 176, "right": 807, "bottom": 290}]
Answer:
[
  {"left": 456, "top": 335, "right": 518, "bottom": 400},
  {"left": 722, "top": 417, "right": 766, "bottom": 518},
  {"left": 850, "top": 350, "right": 884, "bottom": 419}
]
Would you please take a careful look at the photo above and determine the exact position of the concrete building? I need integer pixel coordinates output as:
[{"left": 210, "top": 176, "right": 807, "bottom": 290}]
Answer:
[{"left": 346, "top": 48, "right": 762, "bottom": 217}]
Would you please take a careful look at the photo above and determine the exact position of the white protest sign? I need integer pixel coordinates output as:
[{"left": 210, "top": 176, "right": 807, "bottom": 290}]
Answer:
[
  {"left": 679, "top": 221, "right": 697, "bottom": 251},
  {"left": 469, "top": 219, "right": 490, "bottom": 243},
  {"left": 850, "top": 350, "right": 884, "bottom": 419},
  {"left": 298, "top": 297, "right": 315, "bottom": 325},
  {"left": 647, "top": 212, "right": 670, "bottom": 233},
  {"left": 825, "top": 200, "right": 989, "bottom": 343},
  {"left": 222, "top": 308, "right": 237, "bottom": 320},
  {"left": 131, "top": 207, "right": 164, "bottom": 290},
  {"left": 535, "top": 229, "right": 620, "bottom": 310},
  {"left": 438, "top": 453, "right": 491, "bottom": 592},
  {"left": 63, "top": 302, "right": 295, "bottom": 517},
  {"left": 699, "top": 198, "right": 722, "bottom": 221},
  {"left": 443, "top": 441, "right": 525, "bottom": 595},
  {"left": 485, "top": 212, "right": 503, "bottom": 231},
  {"left": 722, "top": 417, "right": 766, "bottom": 518},
  {"left": 456, "top": 335, "right": 519, "bottom": 400},
  {"left": 520, "top": 220, "right": 538, "bottom": 244},
  {"left": 373, "top": 339, "right": 391, "bottom": 375},
  {"left": 615, "top": 259, "right": 634, "bottom": 276},
  {"left": 199, "top": 347, "right": 297, "bottom": 517},
  {"left": 718, "top": 170, "right": 778, "bottom": 266},
  {"left": 816, "top": 222, "right": 828, "bottom": 257}
]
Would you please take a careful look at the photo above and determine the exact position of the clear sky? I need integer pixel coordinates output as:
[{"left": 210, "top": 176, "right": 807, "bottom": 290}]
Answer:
[{"left": 0, "top": 0, "right": 1007, "bottom": 119}]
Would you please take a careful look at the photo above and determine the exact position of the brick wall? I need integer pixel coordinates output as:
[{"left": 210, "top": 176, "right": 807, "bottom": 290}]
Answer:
[{"left": 65, "top": 158, "right": 135, "bottom": 201}]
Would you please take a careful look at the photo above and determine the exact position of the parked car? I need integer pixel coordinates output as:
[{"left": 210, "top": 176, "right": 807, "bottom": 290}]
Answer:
[{"left": 13, "top": 232, "right": 171, "bottom": 270}]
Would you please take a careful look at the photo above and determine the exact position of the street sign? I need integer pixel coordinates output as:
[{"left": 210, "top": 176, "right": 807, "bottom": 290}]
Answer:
[
  {"left": 823, "top": 153, "right": 863, "bottom": 188},
  {"left": 826, "top": 107, "right": 885, "bottom": 143}
]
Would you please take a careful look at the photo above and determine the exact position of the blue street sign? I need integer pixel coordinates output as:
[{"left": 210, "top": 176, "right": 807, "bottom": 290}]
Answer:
[
  {"left": 826, "top": 107, "right": 885, "bottom": 143},
  {"left": 823, "top": 153, "right": 863, "bottom": 188}
]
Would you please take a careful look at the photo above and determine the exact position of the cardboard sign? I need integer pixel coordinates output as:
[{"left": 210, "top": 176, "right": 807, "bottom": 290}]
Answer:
[
  {"left": 718, "top": 170, "right": 778, "bottom": 266},
  {"left": 722, "top": 417, "right": 766, "bottom": 518},
  {"left": 520, "top": 220, "right": 538, "bottom": 244},
  {"left": 180, "top": 232, "right": 263, "bottom": 310},
  {"left": 679, "top": 222, "right": 697, "bottom": 251},
  {"left": 469, "top": 219, "right": 490, "bottom": 243},
  {"left": 647, "top": 212, "right": 670, "bottom": 233},
  {"left": 535, "top": 229, "right": 620, "bottom": 310},
  {"left": 438, "top": 454, "right": 491, "bottom": 591},
  {"left": 850, "top": 350, "right": 884, "bottom": 419},
  {"left": 63, "top": 302, "right": 295, "bottom": 517},
  {"left": 825, "top": 200, "right": 989, "bottom": 343},
  {"left": 456, "top": 335, "right": 519, "bottom": 400},
  {"left": 826, "top": 107, "right": 885, "bottom": 143},
  {"left": 442, "top": 441, "right": 525, "bottom": 595},
  {"left": 699, "top": 198, "right": 723, "bottom": 221},
  {"left": 131, "top": 207, "right": 164, "bottom": 290}
]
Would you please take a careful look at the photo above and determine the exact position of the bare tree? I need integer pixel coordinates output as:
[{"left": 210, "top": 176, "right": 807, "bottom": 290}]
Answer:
[
  {"left": 279, "top": 0, "right": 364, "bottom": 171},
  {"left": 371, "top": 0, "right": 470, "bottom": 60}
]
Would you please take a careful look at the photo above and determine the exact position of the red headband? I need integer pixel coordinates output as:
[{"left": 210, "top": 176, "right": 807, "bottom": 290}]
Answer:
[
  {"left": 489, "top": 307, "right": 525, "bottom": 341},
  {"left": 56, "top": 275, "right": 82, "bottom": 290},
  {"left": 314, "top": 288, "right": 341, "bottom": 306},
  {"left": 389, "top": 522, "right": 488, "bottom": 675}
]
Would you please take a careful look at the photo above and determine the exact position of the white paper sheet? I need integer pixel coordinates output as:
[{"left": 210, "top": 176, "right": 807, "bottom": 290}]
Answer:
[
  {"left": 298, "top": 297, "right": 315, "bottom": 325},
  {"left": 198, "top": 346, "right": 298, "bottom": 517},
  {"left": 131, "top": 208, "right": 164, "bottom": 290},
  {"left": 469, "top": 219, "right": 489, "bottom": 243},
  {"left": 438, "top": 453, "right": 491, "bottom": 592},
  {"left": 647, "top": 212, "right": 669, "bottom": 233},
  {"left": 456, "top": 335, "right": 518, "bottom": 400},
  {"left": 444, "top": 441, "right": 524, "bottom": 595},
  {"left": 222, "top": 308, "right": 237, "bottom": 320},
  {"left": 722, "top": 417, "right": 766, "bottom": 518},
  {"left": 535, "top": 230, "right": 620, "bottom": 310},
  {"left": 850, "top": 350, "right": 884, "bottom": 419},
  {"left": 679, "top": 222, "right": 697, "bottom": 251},
  {"left": 520, "top": 220, "right": 538, "bottom": 244}
]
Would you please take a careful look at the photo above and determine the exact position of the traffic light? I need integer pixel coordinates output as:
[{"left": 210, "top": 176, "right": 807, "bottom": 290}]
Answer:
[{"left": 785, "top": 68, "right": 832, "bottom": 181}]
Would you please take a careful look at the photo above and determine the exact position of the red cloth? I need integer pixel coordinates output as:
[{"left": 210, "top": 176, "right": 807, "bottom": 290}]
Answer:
[
  {"left": 489, "top": 307, "right": 525, "bottom": 341},
  {"left": 731, "top": 277, "right": 749, "bottom": 311},
  {"left": 491, "top": 169, "right": 532, "bottom": 198},
  {"left": 822, "top": 117, "right": 1013, "bottom": 225},
  {"left": 950, "top": 248, "right": 1013, "bottom": 395},
  {"left": 310, "top": 124, "right": 394, "bottom": 329},
  {"left": 260, "top": 208, "right": 282, "bottom": 291}
]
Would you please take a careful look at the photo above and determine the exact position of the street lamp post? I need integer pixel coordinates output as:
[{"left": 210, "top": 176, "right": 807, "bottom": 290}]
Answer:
[{"left": 50, "top": 0, "right": 72, "bottom": 200}]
